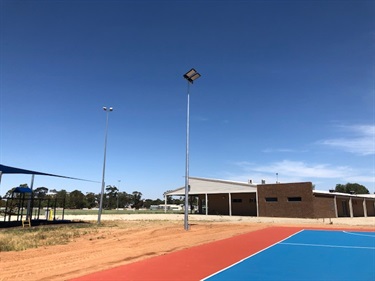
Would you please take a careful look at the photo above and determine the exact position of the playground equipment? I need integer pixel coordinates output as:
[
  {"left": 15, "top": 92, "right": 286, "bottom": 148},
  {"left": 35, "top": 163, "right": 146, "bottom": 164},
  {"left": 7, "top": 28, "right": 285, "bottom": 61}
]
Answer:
[{"left": 0, "top": 187, "right": 66, "bottom": 226}]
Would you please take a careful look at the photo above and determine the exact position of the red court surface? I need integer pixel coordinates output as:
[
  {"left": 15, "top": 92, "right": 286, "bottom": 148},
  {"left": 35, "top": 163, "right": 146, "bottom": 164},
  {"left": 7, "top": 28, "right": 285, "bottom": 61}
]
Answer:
[{"left": 70, "top": 226, "right": 302, "bottom": 281}]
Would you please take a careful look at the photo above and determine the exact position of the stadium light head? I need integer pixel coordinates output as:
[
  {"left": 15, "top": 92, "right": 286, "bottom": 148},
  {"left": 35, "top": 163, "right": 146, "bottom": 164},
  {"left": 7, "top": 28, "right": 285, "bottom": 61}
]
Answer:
[{"left": 183, "top": 68, "right": 201, "bottom": 83}]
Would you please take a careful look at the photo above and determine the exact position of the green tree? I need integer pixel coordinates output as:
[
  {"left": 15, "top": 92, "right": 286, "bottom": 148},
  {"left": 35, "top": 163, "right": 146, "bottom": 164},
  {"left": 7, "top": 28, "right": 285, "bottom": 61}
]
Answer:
[
  {"left": 131, "top": 191, "right": 143, "bottom": 210},
  {"left": 335, "top": 183, "right": 369, "bottom": 194},
  {"left": 105, "top": 185, "right": 119, "bottom": 209},
  {"left": 85, "top": 192, "right": 98, "bottom": 208},
  {"left": 118, "top": 191, "right": 131, "bottom": 208},
  {"left": 68, "top": 190, "right": 86, "bottom": 209},
  {"left": 55, "top": 189, "right": 68, "bottom": 208},
  {"left": 143, "top": 199, "right": 154, "bottom": 209},
  {"left": 34, "top": 187, "right": 49, "bottom": 198},
  {"left": 4, "top": 187, "right": 16, "bottom": 198}
]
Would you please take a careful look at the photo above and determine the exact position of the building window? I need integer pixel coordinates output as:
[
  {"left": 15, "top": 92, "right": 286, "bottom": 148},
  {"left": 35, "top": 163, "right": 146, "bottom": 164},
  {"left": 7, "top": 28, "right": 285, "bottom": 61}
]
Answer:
[
  {"left": 265, "top": 197, "right": 278, "bottom": 202},
  {"left": 288, "top": 197, "right": 302, "bottom": 202},
  {"left": 233, "top": 199, "right": 242, "bottom": 203}
]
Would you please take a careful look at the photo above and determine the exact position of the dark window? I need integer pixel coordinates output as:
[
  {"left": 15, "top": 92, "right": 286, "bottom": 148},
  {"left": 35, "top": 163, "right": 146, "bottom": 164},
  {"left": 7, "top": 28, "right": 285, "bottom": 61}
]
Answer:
[
  {"left": 233, "top": 199, "right": 242, "bottom": 203},
  {"left": 288, "top": 197, "right": 302, "bottom": 202},
  {"left": 265, "top": 197, "right": 278, "bottom": 202}
]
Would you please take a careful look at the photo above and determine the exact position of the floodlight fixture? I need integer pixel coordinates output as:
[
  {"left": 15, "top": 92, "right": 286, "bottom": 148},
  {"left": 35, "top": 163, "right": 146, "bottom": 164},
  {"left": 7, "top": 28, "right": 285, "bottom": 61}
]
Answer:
[{"left": 183, "top": 68, "right": 201, "bottom": 83}]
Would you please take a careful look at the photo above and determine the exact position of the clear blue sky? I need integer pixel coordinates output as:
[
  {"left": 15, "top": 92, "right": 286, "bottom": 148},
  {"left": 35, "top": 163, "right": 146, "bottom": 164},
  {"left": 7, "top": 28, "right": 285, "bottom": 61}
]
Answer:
[{"left": 1, "top": 0, "right": 374, "bottom": 199}]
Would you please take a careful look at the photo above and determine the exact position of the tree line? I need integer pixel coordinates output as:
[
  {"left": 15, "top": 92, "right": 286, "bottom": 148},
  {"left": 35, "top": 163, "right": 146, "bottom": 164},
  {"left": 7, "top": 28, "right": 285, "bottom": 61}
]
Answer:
[
  {"left": 0, "top": 182, "right": 370, "bottom": 210},
  {"left": 0, "top": 184, "right": 183, "bottom": 210}
]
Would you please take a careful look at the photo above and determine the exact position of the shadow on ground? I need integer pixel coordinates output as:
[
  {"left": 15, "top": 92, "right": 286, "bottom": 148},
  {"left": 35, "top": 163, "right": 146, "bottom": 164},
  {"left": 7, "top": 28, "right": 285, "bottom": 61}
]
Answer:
[{"left": 0, "top": 219, "right": 89, "bottom": 229}]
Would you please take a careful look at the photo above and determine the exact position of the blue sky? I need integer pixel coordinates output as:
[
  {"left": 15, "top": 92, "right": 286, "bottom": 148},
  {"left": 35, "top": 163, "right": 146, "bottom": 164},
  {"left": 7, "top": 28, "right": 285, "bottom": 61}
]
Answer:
[{"left": 0, "top": 0, "right": 374, "bottom": 199}]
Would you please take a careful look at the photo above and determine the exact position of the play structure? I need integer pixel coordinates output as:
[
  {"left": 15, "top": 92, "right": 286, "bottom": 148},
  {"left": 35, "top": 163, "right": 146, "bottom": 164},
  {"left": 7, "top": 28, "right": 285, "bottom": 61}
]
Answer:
[
  {"left": 0, "top": 164, "right": 95, "bottom": 227},
  {"left": 0, "top": 186, "right": 66, "bottom": 227}
]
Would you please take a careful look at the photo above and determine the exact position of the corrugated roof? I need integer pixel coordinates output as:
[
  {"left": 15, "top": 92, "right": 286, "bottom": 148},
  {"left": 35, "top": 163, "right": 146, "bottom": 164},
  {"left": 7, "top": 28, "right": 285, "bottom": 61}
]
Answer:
[{"left": 165, "top": 177, "right": 257, "bottom": 196}]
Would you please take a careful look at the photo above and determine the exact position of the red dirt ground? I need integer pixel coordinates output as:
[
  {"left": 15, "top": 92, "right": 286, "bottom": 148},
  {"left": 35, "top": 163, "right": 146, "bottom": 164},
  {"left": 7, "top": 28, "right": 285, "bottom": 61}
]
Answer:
[
  {"left": 1, "top": 220, "right": 373, "bottom": 281},
  {"left": 71, "top": 226, "right": 302, "bottom": 281}
]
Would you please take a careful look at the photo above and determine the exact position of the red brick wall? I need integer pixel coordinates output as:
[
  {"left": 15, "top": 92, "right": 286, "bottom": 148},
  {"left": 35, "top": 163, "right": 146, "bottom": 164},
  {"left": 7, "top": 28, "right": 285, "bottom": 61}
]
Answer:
[
  {"left": 312, "top": 195, "right": 336, "bottom": 218},
  {"left": 257, "top": 182, "right": 315, "bottom": 218}
]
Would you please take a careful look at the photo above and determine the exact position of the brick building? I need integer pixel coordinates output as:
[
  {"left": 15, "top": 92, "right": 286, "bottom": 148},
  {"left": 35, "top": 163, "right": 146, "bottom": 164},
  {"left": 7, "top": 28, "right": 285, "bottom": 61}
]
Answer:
[{"left": 165, "top": 177, "right": 375, "bottom": 218}]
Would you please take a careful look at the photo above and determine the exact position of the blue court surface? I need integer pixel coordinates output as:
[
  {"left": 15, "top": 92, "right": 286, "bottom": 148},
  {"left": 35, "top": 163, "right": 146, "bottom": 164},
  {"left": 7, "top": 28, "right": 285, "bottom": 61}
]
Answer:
[{"left": 203, "top": 230, "right": 375, "bottom": 281}]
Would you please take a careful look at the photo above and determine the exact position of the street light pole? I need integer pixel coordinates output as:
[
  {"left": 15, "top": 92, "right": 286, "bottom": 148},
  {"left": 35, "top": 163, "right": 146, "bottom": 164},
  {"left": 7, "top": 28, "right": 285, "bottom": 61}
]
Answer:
[
  {"left": 183, "top": 68, "right": 201, "bottom": 231},
  {"left": 98, "top": 106, "right": 113, "bottom": 224}
]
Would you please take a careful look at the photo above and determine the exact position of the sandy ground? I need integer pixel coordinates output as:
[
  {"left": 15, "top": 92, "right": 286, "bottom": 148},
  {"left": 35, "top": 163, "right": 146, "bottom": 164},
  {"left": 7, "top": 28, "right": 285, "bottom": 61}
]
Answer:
[{"left": 1, "top": 214, "right": 374, "bottom": 281}]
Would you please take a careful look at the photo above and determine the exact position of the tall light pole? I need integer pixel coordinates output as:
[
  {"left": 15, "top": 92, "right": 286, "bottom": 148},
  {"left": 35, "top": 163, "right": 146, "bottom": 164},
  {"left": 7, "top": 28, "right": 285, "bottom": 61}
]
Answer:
[
  {"left": 98, "top": 106, "right": 113, "bottom": 224},
  {"left": 117, "top": 179, "right": 121, "bottom": 210},
  {"left": 183, "top": 68, "right": 201, "bottom": 230}
]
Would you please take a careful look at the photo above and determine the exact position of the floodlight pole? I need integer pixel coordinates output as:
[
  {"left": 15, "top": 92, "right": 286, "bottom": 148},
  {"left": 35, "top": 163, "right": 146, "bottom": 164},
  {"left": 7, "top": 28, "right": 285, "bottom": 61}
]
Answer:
[
  {"left": 183, "top": 68, "right": 201, "bottom": 231},
  {"left": 184, "top": 81, "right": 191, "bottom": 231},
  {"left": 98, "top": 106, "right": 113, "bottom": 224}
]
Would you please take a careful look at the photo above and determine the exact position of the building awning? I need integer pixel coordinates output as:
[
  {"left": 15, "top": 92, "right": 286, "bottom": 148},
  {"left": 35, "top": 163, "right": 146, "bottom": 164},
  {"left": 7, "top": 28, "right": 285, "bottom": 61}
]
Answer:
[{"left": 165, "top": 177, "right": 257, "bottom": 196}]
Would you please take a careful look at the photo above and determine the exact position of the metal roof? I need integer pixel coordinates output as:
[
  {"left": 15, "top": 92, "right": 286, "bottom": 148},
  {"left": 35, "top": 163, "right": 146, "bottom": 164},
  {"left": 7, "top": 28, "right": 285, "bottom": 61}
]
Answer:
[
  {"left": 166, "top": 179, "right": 375, "bottom": 199},
  {"left": 314, "top": 190, "right": 375, "bottom": 199},
  {"left": 165, "top": 177, "right": 257, "bottom": 196}
]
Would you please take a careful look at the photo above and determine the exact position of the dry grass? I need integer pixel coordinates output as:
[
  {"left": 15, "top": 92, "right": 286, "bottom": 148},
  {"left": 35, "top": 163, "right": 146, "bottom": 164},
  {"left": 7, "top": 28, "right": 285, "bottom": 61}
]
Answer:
[
  {"left": 0, "top": 223, "right": 100, "bottom": 252},
  {"left": 0, "top": 220, "right": 174, "bottom": 252}
]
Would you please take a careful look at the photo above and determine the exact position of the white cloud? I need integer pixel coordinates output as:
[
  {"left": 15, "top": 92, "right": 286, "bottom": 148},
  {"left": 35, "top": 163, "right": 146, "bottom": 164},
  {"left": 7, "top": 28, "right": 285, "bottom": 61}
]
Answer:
[
  {"left": 225, "top": 160, "right": 374, "bottom": 192},
  {"left": 234, "top": 160, "right": 352, "bottom": 179},
  {"left": 319, "top": 124, "right": 375, "bottom": 155},
  {"left": 262, "top": 148, "right": 307, "bottom": 153}
]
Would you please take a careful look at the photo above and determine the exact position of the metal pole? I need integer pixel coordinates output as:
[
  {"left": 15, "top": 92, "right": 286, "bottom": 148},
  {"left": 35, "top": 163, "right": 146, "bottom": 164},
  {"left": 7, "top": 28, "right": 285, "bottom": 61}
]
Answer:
[
  {"left": 27, "top": 174, "right": 35, "bottom": 220},
  {"left": 184, "top": 82, "right": 190, "bottom": 230},
  {"left": 98, "top": 109, "right": 110, "bottom": 224},
  {"left": 117, "top": 180, "right": 120, "bottom": 210}
]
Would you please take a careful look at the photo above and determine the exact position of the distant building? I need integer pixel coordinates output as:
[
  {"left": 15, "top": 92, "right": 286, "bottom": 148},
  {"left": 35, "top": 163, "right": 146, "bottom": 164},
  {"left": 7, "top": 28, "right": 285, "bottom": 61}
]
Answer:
[
  {"left": 150, "top": 204, "right": 182, "bottom": 211},
  {"left": 165, "top": 177, "right": 375, "bottom": 218}
]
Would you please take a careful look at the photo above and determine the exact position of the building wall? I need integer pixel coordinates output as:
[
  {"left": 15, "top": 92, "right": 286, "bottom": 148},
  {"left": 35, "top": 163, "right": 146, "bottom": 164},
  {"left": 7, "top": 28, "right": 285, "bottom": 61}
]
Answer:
[
  {"left": 365, "top": 200, "right": 375, "bottom": 216},
  {"left": 207, "top": 194, "right": 229, "bottom": 215},
  {"left": 336, "top": 197, "right": 350, "bottom": 217},
  {"left": 257, "top": 182, "right": 315, "bottom": 218},
  {"left": 312, "top": 195, "right": 336, "bottom": 218},
  {"left": 194, "top": 183, "right": 375, "bottom": 218},
  {"left": 197, "top": 193, "right": 257, "bottom": 216},
  {"left": 231, "top": 193, "right": 257, "bottom": 216},
  {"left": 352, "top": 198, "right": 364, "bottom": 217}
]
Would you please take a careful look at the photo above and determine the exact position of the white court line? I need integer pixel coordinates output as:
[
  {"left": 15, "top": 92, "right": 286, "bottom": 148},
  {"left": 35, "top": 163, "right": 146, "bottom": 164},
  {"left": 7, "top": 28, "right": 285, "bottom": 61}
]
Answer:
[
  {"left": 200, "top": 229, "right": 304, "bottom": 281},
  {"left": 343, "top": 231, "right": 375, "bottom": 238},
  {"left": 280, "top": 242, "right": 375, "bottom": 250}
]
